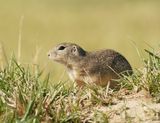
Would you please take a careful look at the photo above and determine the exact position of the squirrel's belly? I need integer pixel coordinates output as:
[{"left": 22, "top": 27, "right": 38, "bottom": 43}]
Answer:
[
  {"left": 67, "top": 69, "right": 90, "bottom": 83},
  {"left": 67, "top": 69, "right": 118, "bottom": 87}
]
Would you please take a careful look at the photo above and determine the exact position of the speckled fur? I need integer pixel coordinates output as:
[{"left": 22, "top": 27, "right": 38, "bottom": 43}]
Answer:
[{"left": 48, "top": 42, "right": 132, "bottom": 88}]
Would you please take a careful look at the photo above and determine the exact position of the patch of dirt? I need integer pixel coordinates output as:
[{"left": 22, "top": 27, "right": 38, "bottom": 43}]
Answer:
[{"left": 96, "top": 90, "right": 160, "bottom": 123}]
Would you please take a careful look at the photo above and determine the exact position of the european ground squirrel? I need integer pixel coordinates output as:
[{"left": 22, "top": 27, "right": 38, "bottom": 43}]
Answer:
[{"left": 48, "top": 42, "right": 132, "bottom": 88}]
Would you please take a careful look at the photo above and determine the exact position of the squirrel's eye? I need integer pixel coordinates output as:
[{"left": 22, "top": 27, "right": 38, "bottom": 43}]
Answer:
[{"left": 58, "top": 46, "right": 66, "bottom": 50}]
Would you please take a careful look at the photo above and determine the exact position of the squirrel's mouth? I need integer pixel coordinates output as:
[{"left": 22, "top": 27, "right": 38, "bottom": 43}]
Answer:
[{"left": 48, "top": 52, "right": 65, "bottom": 63}]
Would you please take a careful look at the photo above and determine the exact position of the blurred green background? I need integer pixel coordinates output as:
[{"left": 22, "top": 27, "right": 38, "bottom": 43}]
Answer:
[{"left": 0, "top": 0, "right": 160, "bottom": 81}]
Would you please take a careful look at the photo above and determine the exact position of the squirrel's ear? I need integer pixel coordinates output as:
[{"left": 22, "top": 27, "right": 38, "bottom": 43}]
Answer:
[
  {"left": 71, "top": 46, "right": 78, "bottom": 55},
  {"left": 71, "top": 45, "right": 86, "bottom": 56}
]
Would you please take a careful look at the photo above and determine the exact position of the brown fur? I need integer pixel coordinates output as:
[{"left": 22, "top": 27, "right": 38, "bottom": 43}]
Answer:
[{"left": 48, "top": 42, "right": 132, "bottom": 88}]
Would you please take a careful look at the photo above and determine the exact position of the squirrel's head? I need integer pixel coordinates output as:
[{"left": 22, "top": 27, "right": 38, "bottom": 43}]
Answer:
[{"left": 48, "top": 42, "right": 86, "bottom": 65}]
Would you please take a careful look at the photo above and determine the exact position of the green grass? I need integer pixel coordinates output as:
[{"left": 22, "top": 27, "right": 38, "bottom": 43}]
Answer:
[
  {"left": 120, "top": 49, "right": 160, "bottom": 96},
  {"left": 0, "top": 49, "right": 160, "bottom": 122}
]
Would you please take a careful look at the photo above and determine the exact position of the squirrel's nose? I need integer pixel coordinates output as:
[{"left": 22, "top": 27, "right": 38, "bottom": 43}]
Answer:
[{"left": 47, "top": 52, "right": 51, "bottom": 57}]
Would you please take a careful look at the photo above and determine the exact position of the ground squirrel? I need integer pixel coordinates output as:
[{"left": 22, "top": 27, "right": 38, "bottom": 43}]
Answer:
[{"left": 48, "top": 42, "right": 132, "bottom": 88}]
